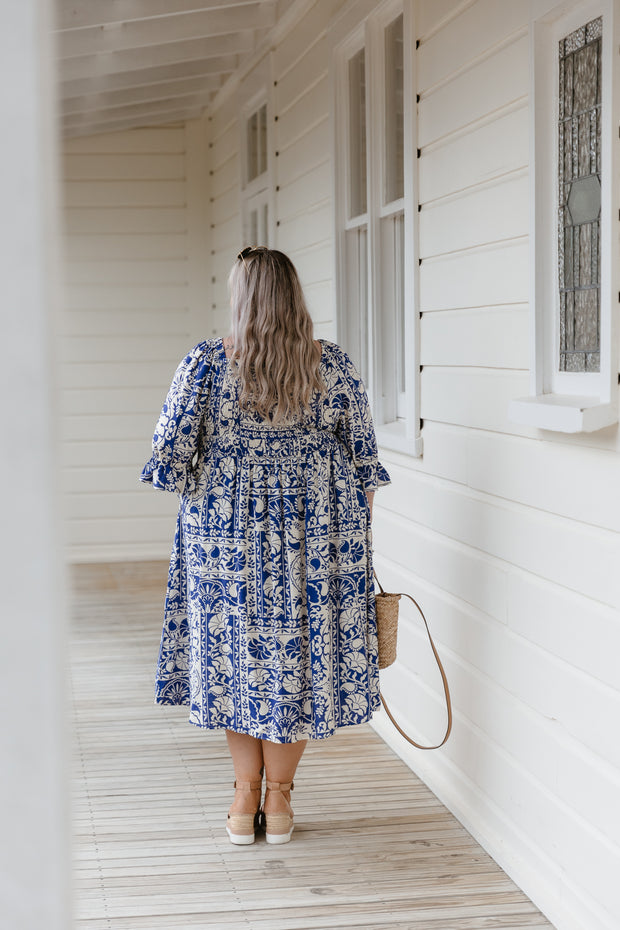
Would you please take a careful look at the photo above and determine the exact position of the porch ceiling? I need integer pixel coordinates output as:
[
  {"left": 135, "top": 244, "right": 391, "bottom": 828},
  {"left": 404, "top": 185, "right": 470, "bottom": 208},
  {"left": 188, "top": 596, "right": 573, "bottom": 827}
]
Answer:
[{"left": 55, "top": 0, "right": 279, "bottom": 138}]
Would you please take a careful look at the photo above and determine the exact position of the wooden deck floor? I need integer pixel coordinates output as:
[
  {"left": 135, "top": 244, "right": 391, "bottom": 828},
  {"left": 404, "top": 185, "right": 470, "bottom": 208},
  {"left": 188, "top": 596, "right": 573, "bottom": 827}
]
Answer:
[{"left": 70, "top": 561, "right": 554, "bottom": 930}]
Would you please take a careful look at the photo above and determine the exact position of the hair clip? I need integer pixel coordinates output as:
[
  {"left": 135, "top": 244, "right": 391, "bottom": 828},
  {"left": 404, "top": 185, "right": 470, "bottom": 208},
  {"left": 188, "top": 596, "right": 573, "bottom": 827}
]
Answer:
[{"left": 237, "top": 246, "right": 255, "bottom": 269}]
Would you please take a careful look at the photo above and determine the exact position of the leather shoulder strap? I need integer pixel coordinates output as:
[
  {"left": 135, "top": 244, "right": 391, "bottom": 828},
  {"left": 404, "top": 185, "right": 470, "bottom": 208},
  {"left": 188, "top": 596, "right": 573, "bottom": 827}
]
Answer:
[{"left": 380, "top": 590, "right": 453, "bottom": 751}]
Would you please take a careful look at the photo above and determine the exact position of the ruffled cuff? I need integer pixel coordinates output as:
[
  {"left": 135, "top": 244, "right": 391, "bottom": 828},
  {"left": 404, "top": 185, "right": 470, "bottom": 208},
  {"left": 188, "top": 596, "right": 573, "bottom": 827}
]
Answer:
[
  {"left": 357, "top": 460, "right": 391, "bottom": 492},
  {"left": 140, "top": 455, "right": 186, "bottom": 494}
]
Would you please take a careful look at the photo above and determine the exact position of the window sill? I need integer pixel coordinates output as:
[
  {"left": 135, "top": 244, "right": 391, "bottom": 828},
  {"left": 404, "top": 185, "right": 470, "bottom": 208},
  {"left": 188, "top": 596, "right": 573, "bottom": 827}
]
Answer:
[
  {"left": 375, "top": 419, "right": 424, "bottom": 457},
  {"left": 509, "top": 394, "right": 618, "bottom": 433}
]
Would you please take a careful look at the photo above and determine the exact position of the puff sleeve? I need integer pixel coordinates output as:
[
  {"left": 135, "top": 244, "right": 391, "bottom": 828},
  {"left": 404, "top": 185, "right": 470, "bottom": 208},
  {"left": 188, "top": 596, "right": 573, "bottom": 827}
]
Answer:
[
  {"left": 140, "top": 340, "right": 217, "bottom": 493},
  {"left": 330, "top": 343, "right": 391, "bottom": 492}
]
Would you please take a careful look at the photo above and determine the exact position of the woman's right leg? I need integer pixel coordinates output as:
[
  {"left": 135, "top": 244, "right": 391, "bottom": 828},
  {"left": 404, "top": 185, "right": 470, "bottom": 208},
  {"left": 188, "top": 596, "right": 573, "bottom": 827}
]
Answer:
[{"left": 225, "top": 730, "right": 264, "bottom": 815}]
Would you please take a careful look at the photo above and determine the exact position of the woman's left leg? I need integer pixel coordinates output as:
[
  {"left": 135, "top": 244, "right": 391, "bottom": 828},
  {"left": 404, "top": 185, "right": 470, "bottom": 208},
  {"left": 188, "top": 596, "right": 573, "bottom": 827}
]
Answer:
[
  {"left": 262, "top": 738, "right": 307, "bottom": 815},
  {"left": 225, "top": 730, "right": 264, "bottom": 815}
]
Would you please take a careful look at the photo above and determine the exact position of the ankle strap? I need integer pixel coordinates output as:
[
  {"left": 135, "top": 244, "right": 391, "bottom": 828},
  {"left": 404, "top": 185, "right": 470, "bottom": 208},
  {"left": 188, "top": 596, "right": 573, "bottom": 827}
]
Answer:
[
  {"left": 234, "top": 779, "right": 262, "bottom": 790},
  {"left": 265, "top": 780, "right": 294, "bottom": 791}
]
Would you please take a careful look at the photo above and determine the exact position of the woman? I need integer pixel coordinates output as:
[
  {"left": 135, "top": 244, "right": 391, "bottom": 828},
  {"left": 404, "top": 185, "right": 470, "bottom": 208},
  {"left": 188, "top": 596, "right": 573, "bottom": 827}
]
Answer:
[{"left": 140, "top": 247, "right": 390, "bottom": 845}]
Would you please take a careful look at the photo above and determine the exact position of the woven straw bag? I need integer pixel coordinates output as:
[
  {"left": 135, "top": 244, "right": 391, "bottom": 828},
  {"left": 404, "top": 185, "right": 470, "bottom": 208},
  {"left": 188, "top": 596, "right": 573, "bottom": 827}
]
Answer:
[{"left": 374, "top": 570, "right": 453, "bottom": 750}]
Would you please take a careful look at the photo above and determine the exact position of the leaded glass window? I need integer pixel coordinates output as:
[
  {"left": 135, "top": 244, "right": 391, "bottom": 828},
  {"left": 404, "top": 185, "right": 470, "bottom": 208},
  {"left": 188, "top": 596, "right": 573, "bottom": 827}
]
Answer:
[{"left": 558, "top": 16, "right": 602, "bottom": 373}]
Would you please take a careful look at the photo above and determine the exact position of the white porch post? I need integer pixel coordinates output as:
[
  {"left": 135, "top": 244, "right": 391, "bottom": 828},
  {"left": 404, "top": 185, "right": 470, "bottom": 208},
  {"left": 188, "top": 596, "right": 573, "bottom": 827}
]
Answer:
[{"left": 0, "top": 1, "right": 70, "bottom": 928}]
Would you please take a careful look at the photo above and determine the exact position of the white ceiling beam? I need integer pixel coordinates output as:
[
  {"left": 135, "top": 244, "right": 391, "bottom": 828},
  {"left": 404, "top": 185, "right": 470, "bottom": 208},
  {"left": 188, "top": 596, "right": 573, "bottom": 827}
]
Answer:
[
  {"left": 207, "top": 0, "right": 314, "bottom": 114},
  {"left": 62, "top": 75, "right": 222, "bottom": 115},
  {"left": 58, "top": 0, "right": 266, "bottom": 31},
  {"left": 60, "top": 55, "right": 237, "bottom": 99},
  {"left": 59, "top": 30, "right": 255, "bottom": 81},
  {"left": 59, "top": 4, "right": 275, "bottom": 58}
]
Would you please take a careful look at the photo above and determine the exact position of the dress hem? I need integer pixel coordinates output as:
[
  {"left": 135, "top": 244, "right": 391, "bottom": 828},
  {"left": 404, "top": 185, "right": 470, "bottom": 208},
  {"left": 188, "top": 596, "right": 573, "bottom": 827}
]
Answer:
[{"left": 154, "top": 696, "right": 380, "bottom": 743}]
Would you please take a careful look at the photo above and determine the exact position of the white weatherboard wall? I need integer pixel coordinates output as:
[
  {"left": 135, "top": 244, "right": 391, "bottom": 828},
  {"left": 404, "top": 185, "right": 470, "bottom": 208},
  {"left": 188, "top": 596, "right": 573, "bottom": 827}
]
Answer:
[
  {"left": 206, "top": 3, "right": 620, "bottom": 930},
  {"left": 271, "top": 1, "right": 340, "bottom": 336},
  {"left": 58, "top": 0, "right": 620, "bottom": 927},
  {"left": 61, "top": 120, "right": 210, "bottom": 561},
  {"left": 208, "top": 0, "right": 345, "bottom": 340},
  {"left": 371, "top": 3, "right": 620, "bottom": 930}
]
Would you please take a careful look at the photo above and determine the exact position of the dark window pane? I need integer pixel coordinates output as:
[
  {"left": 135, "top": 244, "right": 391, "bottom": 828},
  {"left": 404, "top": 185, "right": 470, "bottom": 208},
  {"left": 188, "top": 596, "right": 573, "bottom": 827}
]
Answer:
[
  {"left": 384, "top": 14, "right": 404, "bottom": 203},
  {"left": 247, "top": 104, "right": 267, "bottom": 183},
  {"left": 349, "top": 49, "right": 367, "bottom": 217}
]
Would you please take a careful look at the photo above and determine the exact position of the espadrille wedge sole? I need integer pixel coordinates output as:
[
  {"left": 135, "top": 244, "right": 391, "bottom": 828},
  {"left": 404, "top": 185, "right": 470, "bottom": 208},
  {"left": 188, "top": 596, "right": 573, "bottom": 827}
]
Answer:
[
  {"left": 263, "top": 780, "right": 294, "bottom": 845},
  {"left": 226, "top": 779, "right": 262, "bottom": 845}
]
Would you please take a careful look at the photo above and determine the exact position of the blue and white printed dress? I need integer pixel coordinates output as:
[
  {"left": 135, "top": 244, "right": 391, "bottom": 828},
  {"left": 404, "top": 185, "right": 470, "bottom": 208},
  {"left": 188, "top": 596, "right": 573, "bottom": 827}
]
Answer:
[{"left": 140, "top": 337, "right": 390, "bottom": 743}]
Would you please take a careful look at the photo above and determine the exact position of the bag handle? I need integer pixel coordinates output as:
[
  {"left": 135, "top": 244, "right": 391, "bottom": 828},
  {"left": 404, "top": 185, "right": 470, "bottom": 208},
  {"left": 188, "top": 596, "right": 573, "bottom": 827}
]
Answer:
[{"left": 376, "top": 572, "right": 453, "bottom": 750}]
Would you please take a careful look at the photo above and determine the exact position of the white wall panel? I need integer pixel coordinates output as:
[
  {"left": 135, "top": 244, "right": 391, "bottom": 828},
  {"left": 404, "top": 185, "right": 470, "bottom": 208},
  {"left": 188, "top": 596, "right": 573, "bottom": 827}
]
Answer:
[
  {"left": 62, "top": 386, "right": 166, "bottom": 415},
  {"left": 380, "top": 463, "right": 620, "bottom": 608},
  {"left": 419, "top": 171, "right": 528, "bottom": 257},
  {"left": 64, "top": 234, "right": 188, "bottom": 261},
  {"left": 416, "top": 0, "right": 469, "bottom": 39},
  {"left": 211, "top": 153, "right": 237, "bottom": 195},
  {"left": 421, "top": 367, "right": 531, "bottom": 433},
  {"left": 64, "top": 179, "right": 186, "bottom": 208},
  {"left": 420, "top": 239, "right": 528, "bottom": 310},
  {"left": 63, "top": 308, "right": 190, "bottom": 337},
  {"left": 418, "top": 104, "right": 529, "bottom": 204},
  {"left": 64, "top": 206, "right": 187, "bottom": 234},
  {"left": 62, "top": 439, "right": 149, "bottom": 468},
  {"left": 289, "top": 240, "right": 335, "bottom": 289},
  {"left": 62, "top": 121, "right": 209, "bottom": 561},
  {"left": 64, "top": 127, "right": 185, "bottom": 154},
  {"left": 277, "top": 160, "right": 331, "bottom": 215},
  {"left": 205, "top": 1, "right": 336, "bottom": 338},
  {"left": 276, "top": 117, "right": 330, "bottom": 188},
  {"left": 61, "top": 359, "right": 179, "bottom": 389},
  {"left": 420, "top": 306, "right": 529, "bottom": 369},
  {"left": 372, "top": 2, "right": 620, "bottom": 928},
  {"left": 418, "top": 34, "right": 528, "bottom": 147},
  {"left": 65, "top": 259, "right": 188, "bottom": 285},
  {"left": 277, "top": 75, "right": 329, "bottom": 146},
  {"left": 417, "top": 0, "right": 529, "bottom": 92},
  {"left": 65, "top": 285, "right": 189, "bottom": 311},
  {"left": 63, "top": 153, "right": 185, "bottom": 180}
]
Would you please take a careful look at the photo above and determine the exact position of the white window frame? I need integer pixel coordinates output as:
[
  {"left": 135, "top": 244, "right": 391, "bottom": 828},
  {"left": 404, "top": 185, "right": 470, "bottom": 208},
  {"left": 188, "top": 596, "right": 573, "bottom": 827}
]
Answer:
[
  {"left": 509, "top": 0, "right": 619, "bottom": 433},
  {"left": 332, "top": 0, "right": 422, "bottom": 457},
  {"left": 240, "top": 91, "right": 274, "bottom": 247}
]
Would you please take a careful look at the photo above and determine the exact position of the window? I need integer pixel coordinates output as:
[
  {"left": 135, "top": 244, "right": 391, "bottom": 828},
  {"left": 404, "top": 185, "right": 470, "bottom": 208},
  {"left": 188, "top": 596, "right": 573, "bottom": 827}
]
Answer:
[
  {"left": 241, "top": 99, "right": 271, "bottom": 247},
  {"left": 509, "top": 0, "right": 619, "bottom": 433},
  {"left": 558, "top": 17, "right": 601, "bottom": 374},
  {"left": 348, "top": 48, "right": 367, "bottom": 219},
  {"left": 246, "top": 103, "right": 267, "bottom": 184},
  {"left": 380, "top": 12, "right": 406, "bottom": 422},
  {"left": 334, "top": 2, "right": 422, "bottom": 456}
]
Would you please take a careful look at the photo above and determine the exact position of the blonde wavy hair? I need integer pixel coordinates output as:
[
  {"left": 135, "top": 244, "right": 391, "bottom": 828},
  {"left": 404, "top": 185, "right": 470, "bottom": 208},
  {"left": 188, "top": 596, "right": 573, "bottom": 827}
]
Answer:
[{"left": 227, "top": 247, "right": 325, "bottom": 425}]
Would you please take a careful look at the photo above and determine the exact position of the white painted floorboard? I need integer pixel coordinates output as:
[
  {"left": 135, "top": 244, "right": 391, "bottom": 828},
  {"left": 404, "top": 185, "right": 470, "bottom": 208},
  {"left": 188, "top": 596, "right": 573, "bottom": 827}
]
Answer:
[{"left": 70, "top": 561, "right": 555, "bottom": 929}]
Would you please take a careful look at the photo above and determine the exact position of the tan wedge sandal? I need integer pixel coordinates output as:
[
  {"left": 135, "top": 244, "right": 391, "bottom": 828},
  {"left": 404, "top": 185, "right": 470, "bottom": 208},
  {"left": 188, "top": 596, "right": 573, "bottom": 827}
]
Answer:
[
  {"left": 226, "top": 779, "right": 262, "bottom": 845},
  {"left": 263, "top": 780, "right": 295, "bottom": 845}
]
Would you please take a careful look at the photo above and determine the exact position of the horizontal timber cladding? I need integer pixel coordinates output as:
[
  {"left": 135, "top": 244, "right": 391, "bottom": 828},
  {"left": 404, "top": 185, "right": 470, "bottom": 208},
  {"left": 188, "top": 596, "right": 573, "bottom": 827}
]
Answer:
[
  {"left": 418, "top": 103, "right": 529, "bottom": 204},
  {"left": 56, "top": 0, "right": 620, "bottom": 926},
  {"left": 204, "top": 1, "right": 338, "bottom": 334},
  {"left": 273, "top": 9, "right": 335, "bottom": 330},
  {"left": 379, "top": 462, "right": 620, "bottom": 609},
  {"left": 61, "top": 122, "right": 206, "bottom": 561},
  {"left": 420, "top": 306, "right": 529, "bottom": 369},
  {"left": 374, "top": 2, "right": 620, "bottom": 930},
  {"left": 419, "top": 171, "right": 528, "bottom": 258}
]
